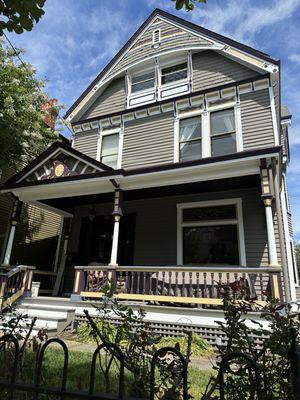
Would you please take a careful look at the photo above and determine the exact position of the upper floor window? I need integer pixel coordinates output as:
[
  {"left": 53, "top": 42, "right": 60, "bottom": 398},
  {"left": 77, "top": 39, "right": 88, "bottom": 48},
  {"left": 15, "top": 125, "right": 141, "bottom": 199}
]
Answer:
[
  {"left": 179, "top": 116, "right": 202, "bottom": 162},
  {"left": 100, "top": 132, "right": 120, "bottom": 168},
  {"left": 131, "top": 71, "right": 155, "bottom": 93},
  {"left": 210, "top": 109, "right": 236, "bottom": 156},
  {"left": 161, "top": 62, "right": 188, "bottom": 85}
]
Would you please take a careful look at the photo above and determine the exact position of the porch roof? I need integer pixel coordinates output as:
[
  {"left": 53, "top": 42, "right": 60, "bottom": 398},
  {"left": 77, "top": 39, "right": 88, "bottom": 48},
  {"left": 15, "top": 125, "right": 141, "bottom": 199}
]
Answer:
[{"left": 1, "top": 145, "right": 281, "bottom": 213}]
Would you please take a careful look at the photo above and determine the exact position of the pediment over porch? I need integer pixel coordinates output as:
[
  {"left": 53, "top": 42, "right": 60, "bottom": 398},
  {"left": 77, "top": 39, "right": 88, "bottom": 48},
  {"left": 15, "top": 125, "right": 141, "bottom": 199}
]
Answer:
[{"left": 5, "top": 141, "right": 112, "bottom": 185}]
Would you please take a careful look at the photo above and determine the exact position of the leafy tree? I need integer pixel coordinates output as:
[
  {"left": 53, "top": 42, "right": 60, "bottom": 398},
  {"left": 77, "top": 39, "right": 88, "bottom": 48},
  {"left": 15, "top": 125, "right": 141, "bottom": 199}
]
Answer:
[
  {"left": 172, "top": 0, "right": 207, "bottom": 11},
  {"left": 0, "top": 40, "right": 59, "bottom": 172},
  {"left": 0, "top": 0, "right": 45, "bottom": 35}
]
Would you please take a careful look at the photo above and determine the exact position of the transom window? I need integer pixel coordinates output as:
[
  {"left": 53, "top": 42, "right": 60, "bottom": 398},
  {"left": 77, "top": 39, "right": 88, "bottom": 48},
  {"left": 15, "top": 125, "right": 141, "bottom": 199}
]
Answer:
[
  {"left": 178, "top": 200, "right": 245, "bottom": 266},
  {"left": 210, "top": 108, "right": 236, "bottom": 156},
  {"left": 131, "top": 71, "right": 155, "bottom": 93},
  {"left": 161, "top": 62, "right": 188, "bottom": 85},
  {"left": 100, "top": 133, "right": 120, "bottom": 168},
  {"left": 179, "top": 116, "right": 202, "bottom": 162}
]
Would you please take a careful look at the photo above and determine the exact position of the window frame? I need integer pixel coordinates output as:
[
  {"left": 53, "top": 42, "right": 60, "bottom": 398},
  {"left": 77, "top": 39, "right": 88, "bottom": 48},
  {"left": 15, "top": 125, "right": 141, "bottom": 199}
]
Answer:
[
  {"left": 210, "top": 108, "right": 237, "bottom": 157},
  {"left": 176, "top": 198, "right": 246, "bottom": 266},
  {"left": 174, "top": 102, "right": 243, "bottom": 162},
  {"left": 130, "top": 70, "right": 156, "bottom": 94},
  {"left": 178, "top": 115, "right": 202, "bottom": 163},
  {"left": 97, "top": 127, "right": 123, "bottom": 169},
  {"left": 160, "top": 62, "right": 189, "bottom": 87}
]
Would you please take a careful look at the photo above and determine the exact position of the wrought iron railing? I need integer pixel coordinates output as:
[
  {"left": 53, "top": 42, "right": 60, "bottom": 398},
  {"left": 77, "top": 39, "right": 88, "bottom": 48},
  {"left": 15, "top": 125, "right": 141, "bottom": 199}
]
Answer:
[
  {"left": 73, "top": 265, "right": 284, "bottom": 306},
  {"left": 0, "top": 265, "right": 35, "bottom": 310}
]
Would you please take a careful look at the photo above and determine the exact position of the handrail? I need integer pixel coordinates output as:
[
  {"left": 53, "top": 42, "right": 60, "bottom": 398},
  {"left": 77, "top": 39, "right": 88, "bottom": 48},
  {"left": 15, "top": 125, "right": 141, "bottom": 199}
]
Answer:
[
  {"left": 74, "top": 265, "right": 282, "bottom": 273},
  {"left": 0, "top": 265, "right": 36, "bottom": 309}
]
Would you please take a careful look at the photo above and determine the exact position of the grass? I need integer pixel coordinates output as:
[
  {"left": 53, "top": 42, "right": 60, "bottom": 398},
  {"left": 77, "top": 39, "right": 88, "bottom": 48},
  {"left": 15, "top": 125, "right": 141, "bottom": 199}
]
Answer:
[{"left": 0, "top": 347, "right": 215, "bottom": 399}]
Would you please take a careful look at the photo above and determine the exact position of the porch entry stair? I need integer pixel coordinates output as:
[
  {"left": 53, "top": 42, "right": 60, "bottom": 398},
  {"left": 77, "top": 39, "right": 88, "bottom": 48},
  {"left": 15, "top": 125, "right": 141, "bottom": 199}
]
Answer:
[{"left": 15, "top": 297, "right": 75, "bottom": 336}]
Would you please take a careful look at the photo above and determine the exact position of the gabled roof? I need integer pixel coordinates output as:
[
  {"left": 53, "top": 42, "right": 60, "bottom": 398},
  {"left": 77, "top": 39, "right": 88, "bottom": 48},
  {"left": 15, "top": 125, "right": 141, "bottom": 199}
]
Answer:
[
  {"left": 64, "top": 8, "right": 279, "bottom": 121},
  {"left": 5, "top": 141, "right": 112, "bottom": 185}
]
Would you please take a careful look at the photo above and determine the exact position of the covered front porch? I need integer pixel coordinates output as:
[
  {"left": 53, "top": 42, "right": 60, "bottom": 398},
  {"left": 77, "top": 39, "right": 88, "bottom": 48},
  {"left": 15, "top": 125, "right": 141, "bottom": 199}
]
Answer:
[{"left": 0, "top": 142, "right": 288, "bottom": 310}]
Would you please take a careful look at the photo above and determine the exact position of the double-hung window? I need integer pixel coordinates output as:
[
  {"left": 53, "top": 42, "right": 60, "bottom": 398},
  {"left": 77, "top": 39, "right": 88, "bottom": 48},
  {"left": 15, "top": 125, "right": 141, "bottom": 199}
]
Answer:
[
  {"left": 131, "top": 71, "right": 155, "bottom": 93},
  {"left": 178, "top": 200, "right": 244, "bottom": 266},
  {"left": 161, "top": 62, "right": 188, "bottom": 85},
  {"left": 210, "top": 108, "right": 236, "bottom": 156},
  {"left": 179, "top": 116, "right": 202, "bottom": 162},
  {"left": 100, "top": 132, "right": 120, "bottom": 169}
]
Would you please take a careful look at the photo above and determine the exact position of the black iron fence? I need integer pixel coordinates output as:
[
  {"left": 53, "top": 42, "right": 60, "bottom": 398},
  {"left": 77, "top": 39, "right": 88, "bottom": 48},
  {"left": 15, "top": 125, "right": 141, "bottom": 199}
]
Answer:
[{"left": 0, "top": 333, "right": 299, "bottom": 400}]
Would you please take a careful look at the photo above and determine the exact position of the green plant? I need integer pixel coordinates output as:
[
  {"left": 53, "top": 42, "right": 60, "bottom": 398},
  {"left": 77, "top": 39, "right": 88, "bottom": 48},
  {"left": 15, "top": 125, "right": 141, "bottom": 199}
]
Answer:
[{"left": 202, "top": 282, "right": 300, "bottom": 399}]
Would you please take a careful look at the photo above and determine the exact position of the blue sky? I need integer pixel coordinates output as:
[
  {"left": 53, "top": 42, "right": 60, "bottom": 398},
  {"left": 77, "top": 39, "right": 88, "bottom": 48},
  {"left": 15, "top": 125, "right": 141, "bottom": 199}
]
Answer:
[{"left": 5, "top": 0, "right": 300, "bottom": 240}]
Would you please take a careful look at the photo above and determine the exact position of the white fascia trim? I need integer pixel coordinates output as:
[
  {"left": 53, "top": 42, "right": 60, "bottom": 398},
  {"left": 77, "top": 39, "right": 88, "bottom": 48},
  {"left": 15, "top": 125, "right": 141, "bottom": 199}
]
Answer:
[
  {"left": 176, "top": 198, "right": 246, "bottom": 266},
  {"left": 269, "top": 86, "right": 280, "bottom": 146},
  {"left": 280, "top": 188, "right": 297, "bottom": 302}
]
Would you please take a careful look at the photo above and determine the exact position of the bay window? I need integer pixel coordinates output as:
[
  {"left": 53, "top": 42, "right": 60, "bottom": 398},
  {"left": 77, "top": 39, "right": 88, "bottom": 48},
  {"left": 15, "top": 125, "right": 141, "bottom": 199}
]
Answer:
[
  {"left": 100, "top": 132, "right": 120, "bottom": 168},
  {"left": 210, "top": 108, "right": 236, "bottom": 156},
  {"left": 179, "top": 116, "right": 202, "bottom": 162}
]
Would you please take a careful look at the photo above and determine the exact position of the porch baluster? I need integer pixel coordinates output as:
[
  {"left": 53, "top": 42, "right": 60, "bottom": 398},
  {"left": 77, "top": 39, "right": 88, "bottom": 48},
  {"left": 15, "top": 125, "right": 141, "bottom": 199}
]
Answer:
[
  {"left": 162, "top": 272, "right": 166, "bottom": 295},
  {"left": 168, "top": 272, "right": 172, "bottom": 296},
  {"left": 175, "top": 271, "right": 179, "bottom": 297},
  {"left": 137, "top": 272, "right": 141, "bottom": 294},
  {"left": 189, "top": 272, "right": 193, "bottom": 297},
  {"left": 155, "top": 272, "right": 159, "bottom": 295},
  {"left": 196, "top": 272, "right": 200, "bottom": 298},
  {"left": 182, "top": 272, "right": 186, "bottom": 297},
  {"left": 203, "top": 272, "right": 208, "bottom": 298}
]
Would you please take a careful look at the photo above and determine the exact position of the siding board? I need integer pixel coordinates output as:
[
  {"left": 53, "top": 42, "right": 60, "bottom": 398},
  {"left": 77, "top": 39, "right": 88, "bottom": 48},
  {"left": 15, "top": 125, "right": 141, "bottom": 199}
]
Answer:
[
  {"left": 240, "top": 89, "right": 275, "bottom": 149},
  {"left": 73, "top": 129, "right": 99, "bottom": 159},
  {"left": 192, "top": 51, "right": 259, "bottom": 91},
  {"left": 82, "top": 78, "right": 126, "bottom": 120},
  {"left": 122, "top": 113, "right": 174, "bottom": 169}
]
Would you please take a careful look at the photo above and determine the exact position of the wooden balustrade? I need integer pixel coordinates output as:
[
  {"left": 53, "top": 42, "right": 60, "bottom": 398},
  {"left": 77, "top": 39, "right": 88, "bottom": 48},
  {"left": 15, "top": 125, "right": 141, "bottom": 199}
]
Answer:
[
  {"left": 73, "top": 265, "right": 284, "bottom": 307},
  {"left": 0, "top": 265, "right": 35, "bottom": 309}
]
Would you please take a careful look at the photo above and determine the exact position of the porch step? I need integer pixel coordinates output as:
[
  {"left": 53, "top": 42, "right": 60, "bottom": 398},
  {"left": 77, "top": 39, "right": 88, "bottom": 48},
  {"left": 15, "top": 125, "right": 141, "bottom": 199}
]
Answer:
[{"left": 11, "top": 297, "right": 76, "bottom": 337}]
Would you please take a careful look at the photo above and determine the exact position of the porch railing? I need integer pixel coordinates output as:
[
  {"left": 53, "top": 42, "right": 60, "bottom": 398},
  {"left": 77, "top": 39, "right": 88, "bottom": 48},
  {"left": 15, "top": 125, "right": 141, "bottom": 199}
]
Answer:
[
  {"left": 0, "top": 265, "right": 35, "bottom": 310},
  {"left": 73, "top": 265, "right": 284, "bottom": 306}
]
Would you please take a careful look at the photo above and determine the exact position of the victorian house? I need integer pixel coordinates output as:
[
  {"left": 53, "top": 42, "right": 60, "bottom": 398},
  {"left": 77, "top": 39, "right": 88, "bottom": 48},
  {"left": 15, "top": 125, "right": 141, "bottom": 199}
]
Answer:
[{"left": 0, "top": 9, "right": 298, "bottom": 339}]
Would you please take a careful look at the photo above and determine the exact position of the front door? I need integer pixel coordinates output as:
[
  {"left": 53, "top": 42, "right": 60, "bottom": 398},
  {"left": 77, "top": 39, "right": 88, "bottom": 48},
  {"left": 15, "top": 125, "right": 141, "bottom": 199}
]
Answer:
[{"left": 78, "top": 213, "right": 136, "bottom": 266}]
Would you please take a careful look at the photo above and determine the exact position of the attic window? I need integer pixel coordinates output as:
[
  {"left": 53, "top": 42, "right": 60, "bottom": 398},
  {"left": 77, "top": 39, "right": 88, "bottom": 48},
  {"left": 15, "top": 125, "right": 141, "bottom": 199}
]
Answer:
[{"left": 152, "top": 29, "right": 161, "bottom": 47}]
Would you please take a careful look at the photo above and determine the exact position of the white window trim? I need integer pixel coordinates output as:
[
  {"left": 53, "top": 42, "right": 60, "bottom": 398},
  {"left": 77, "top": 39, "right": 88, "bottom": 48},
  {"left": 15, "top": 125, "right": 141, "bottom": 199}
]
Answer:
[
  {"left": 97, "top": 127, "right": 123, "bottom": 169},
  {"left": 176, "top": 198, "right": 247, "bottom": 266},
  {"left": 174, "top": 102, "right": 243, "bottom": 162}
]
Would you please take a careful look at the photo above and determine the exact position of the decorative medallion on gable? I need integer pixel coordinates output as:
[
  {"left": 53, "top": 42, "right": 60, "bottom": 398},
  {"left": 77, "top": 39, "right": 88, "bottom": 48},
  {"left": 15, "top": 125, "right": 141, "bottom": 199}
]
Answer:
[
  {"left": 25, "top": 151, "right": 100, "bottom": 183},
  {"left": 106, "top": 17, "right": 215, "bottom": 79}
]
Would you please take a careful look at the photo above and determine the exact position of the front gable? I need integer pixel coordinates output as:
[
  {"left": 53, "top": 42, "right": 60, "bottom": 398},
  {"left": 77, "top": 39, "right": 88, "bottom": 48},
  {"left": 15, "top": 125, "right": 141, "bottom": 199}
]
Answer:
[
  {"left": 106, "top": 16, "right": 216, "bottom": 79},
  {"left": 5, "top": 142, "right": 112, "bottom": 185}
]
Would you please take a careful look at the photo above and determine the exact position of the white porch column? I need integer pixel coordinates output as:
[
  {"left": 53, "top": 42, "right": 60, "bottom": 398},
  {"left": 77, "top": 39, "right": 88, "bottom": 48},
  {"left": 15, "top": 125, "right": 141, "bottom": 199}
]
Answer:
[
  {"left": 109, "top": 188, "right": 123, "bottom": 266},
  {"left": 263, "top": 198, "right": 279, "bottom": 266},
  {"left": 2, "top": 199, "right": 22, "bottom": 266}
]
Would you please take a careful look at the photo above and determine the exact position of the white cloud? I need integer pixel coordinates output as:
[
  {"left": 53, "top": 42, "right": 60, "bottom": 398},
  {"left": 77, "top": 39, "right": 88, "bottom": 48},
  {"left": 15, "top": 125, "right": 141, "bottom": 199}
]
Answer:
[{"left": 288, "top": 53, "right": 300, "bottom": 63}]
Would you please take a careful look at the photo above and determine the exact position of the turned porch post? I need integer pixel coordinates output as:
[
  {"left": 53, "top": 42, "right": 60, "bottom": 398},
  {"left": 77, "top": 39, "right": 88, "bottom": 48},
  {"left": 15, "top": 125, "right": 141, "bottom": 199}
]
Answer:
[
  {"left": 109, "top": 188, "right": 123, "bottom": 266},
  {"left": 2, "top": 198, "right": 23, "bottom": 266},
  {"left": 260, "top": 160, "right": 279, "bottom": 266}
]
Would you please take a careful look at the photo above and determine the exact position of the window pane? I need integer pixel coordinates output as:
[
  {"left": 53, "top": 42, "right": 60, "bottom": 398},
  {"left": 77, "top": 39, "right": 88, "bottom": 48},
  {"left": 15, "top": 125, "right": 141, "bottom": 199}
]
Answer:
[
  {"left": 211, "top": 109, "right": 235, "bottom": 135},
  {"left": 179, "top": 117, "right": 201, "bottom": 141},
  {"left": 101, "top": 154, "right": 118, "bottom": 168},
  {"left": 132, "top": 72, "right": 155, "bottom": 84},
  {"left": 101, "top": 134, "right": 119, "bottom": 156},
  {"left": 183, "top": 205, "right": 236, "bottom": 222},
  {"left": 132, "top": 79, "right": 155, "bottom": 93},
  {"left": 162, "top": 63, "right": 187, "bottom": 84},
  {"left": 183, "top": 225, "right": 239, "bottom": 265},
  {"left": 180, "top": 140, "right": 201, "bottom": 162},
  {"left": 211, "top": 133, "right": 236, "bottom": 156}
]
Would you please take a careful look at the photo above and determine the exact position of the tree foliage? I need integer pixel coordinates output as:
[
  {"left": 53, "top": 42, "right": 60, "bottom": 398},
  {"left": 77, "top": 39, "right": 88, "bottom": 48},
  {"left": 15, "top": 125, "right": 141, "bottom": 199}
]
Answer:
[
  {"left": 172, "top": 0, "right": 207, "bottom": 11},
  {"left": 0, "top": 0, "right": 45, "bottom": 35},
  {"left": 0, "top": 40, "right": 59, "bottom": 171}
]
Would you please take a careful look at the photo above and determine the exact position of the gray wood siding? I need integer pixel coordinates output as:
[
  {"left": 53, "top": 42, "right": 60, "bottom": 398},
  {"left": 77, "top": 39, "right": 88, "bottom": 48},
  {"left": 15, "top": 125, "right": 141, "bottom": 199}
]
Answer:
[
  {"left": 73, "top": 129, "right": 99, "bottom": 159},
  {"left": 71, "top": 187, "right": 278, "bottom": 268},
  {"left": 122, "top": 112, "right": 174, "bottom": 169},
  {"left": 108, "top": 19, "right": 213, "bottom": 78},
  {"left": 82, "top": 78, "right": 126, "bottom": 120},
  {"left": 240, "top": 89, "right": 275, "bottom": 149},
  {"left": 192, "top": 51, "right": 259, "bottom": 91}
]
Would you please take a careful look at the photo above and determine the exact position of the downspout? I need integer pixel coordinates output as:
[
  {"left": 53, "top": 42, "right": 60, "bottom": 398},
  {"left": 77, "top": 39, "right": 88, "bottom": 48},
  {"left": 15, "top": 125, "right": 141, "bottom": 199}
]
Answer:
[{"left": 271, "top": 157, "right": 291, "bottom": 303}]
